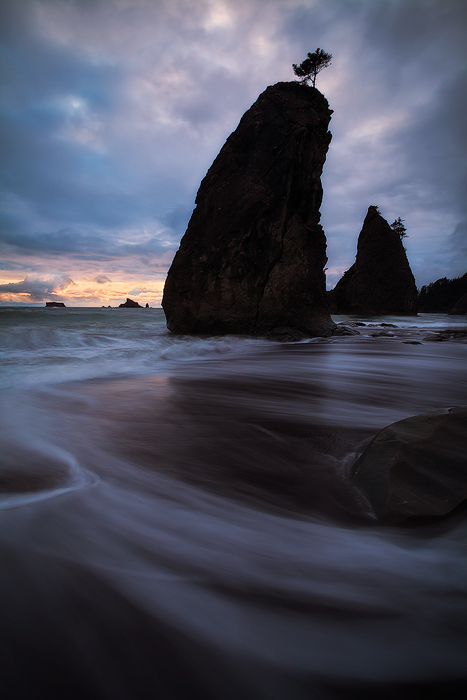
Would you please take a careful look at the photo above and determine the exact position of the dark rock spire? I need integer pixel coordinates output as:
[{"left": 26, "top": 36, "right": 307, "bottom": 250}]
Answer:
[{"left": 162, "top": 81, "right": 335, "bottom": 337}]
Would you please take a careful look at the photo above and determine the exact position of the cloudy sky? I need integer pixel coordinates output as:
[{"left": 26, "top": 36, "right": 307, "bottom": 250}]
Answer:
[{"left": 1, "top": 0, "right": 466, "bottom": 306}]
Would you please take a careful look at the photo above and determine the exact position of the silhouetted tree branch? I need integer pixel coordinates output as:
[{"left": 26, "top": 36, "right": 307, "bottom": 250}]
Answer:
[
  {"left": 292, "top": 48, "right": 332, "bottom": 87},
  {"left": 390, "top": 217, "right": 407, "bottom": 239}
]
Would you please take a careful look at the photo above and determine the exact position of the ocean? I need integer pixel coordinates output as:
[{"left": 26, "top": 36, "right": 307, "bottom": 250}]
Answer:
[{"left": 1, "top": 306, "right": 467, "bottom": 699}]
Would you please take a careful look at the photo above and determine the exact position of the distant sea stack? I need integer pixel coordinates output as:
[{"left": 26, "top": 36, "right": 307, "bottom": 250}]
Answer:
[
  {"left": 45, "top": 302, "right": 66, "bottom": 307},
  {"left": 328, "top": 206, "right": 418, "bottom": 315},
  {"left": 162, "top": 81, "right": 335, "bottom": 338},
  {"left": 119, "top": 298, "right": 143, "bottom": 308}
]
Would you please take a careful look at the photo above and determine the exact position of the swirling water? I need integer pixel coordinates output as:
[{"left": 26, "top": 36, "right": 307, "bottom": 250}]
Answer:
[{"left": 1, "top": 306, "right": 467, "bottom": 699}]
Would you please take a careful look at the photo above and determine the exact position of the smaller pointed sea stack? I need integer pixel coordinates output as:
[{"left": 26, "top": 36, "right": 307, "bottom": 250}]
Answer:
[
  {"left": 329, "top": 206, "right": 418, "bottom": 315},
  {"left": 162, "top": 82, "right": 335, "bottom": 337}
]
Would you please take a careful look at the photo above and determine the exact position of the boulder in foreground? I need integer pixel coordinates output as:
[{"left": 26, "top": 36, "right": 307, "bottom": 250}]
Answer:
[
  {"left": 119, "top": 298, "right": 143, "bottom": 308},
  {"left": 162, "top": 81, "right": 335, "bottom": 337},
  {"left": 350, "top": 409, "right": 467, "bottom": 524},
  {"left": 328, "top": 206, "right": 418, "bottom": 315}
]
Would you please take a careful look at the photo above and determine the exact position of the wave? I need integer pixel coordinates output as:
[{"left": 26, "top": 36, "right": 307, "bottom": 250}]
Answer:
[{"left": 1, "top": 308, "right": 467, "bottom": 698}]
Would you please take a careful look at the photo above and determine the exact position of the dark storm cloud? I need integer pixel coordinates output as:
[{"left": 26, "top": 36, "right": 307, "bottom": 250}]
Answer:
[
  {"left": 0, "top": 0, "right": 196, "bottom": 256},
  {"left": 0, "top": 222, "right": 175, "bottom": 258},
  {"left": 361, "top": 0, "right": 467, "bottom": 209},
  {"left": 1, "top": 0, "right": 466, "bottom": 291},
  {"left": 450, "top": 221, "right": 467, "bottom": 273},
  {"left": 0, "top": 260, "right": 35, "bottom": 271},
  {"left": 0, "top": 4, "right": 125, "bottom": 226},
  {"left": 0, "top": 275, "right": 74, "bottom": 300},
  {"left": 94, "top": 275, "right": 111, "bottom": 284},
  {"left": 127, "top": 286, "right": 158, "bottom": 296}
]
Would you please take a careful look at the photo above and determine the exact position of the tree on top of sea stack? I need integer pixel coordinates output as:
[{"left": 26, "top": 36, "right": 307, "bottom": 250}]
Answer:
[
  {"left": 292, "top": 49, "right": 332, "bottom": 88},
  {"left": 390, "top": 217, "right": 407, "bottom": 239}
]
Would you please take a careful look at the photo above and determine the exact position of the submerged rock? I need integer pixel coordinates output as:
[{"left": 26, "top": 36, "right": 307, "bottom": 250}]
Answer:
[
  {"left": 423, "top": 332, "right": 450, "bottom": 342},
  {"left": 119, "top": 298, "right": 143, "bottom": 308},
  {"left": 423, "top": 330, "right": 467, "bottom": 341},
  {"left": 350, "top": 409, "right": 467, "bottom": 524},
  {"left": 328, "top": 206, "right": 418, "bottom": 315},
  {"left": 333, "top": 325, "right": 361, "bottom": 336},
  {"left": 162, "top": 81, "right": 335, "bottom": 337}
]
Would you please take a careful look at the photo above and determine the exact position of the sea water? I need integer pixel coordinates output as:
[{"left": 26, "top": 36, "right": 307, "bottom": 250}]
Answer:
[{"left": 1, "top": 306, "right": 467, "bottom": 699}]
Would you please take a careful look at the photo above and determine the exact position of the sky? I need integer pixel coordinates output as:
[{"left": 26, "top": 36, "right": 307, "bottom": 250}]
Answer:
[{"left": 1, "top": 0, "right": 466, "bottom": 306}]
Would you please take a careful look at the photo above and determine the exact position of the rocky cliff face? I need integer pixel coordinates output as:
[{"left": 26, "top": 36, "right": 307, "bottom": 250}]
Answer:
[
  {"left": 449, "top": 292, "right": 467, "bottom": 315},
  {"left": 418, "top": 273, "right": 467, "bottom": 312},
  {"left": 328, "top": 206, "right": 418, "bottom": 315},
  {"left": 162, "top": 81, "right": 335, "bottom": 337}
]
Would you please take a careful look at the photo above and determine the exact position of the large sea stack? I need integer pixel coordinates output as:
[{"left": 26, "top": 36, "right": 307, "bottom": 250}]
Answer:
[
  {"left": 162, "top": 82, "right": 335, "bottom": 337},
  {"left": 328, "top": 206, "right": 418, "bottom": 315}
]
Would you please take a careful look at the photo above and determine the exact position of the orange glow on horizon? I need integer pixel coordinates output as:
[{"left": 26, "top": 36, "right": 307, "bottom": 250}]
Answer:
[{"left": 0, "top": 271, "right": 167, "bottom": 307}]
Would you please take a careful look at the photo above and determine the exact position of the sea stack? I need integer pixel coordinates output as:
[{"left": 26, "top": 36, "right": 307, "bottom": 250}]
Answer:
[
  {"left": 119, "top": 298, "right": 143, "bottom": 308},
  {"left": 328, "top": 206, "right": 418, "bottom": 315},
  {"left": 162, "top": 81, "right": 335, "bottom": 337}
]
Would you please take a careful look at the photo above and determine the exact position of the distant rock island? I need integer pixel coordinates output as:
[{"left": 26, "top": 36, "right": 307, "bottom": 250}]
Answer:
[
  {"left": 45, "top": 302, "right": 66, "bottom": 307},
  {"left": 119, "top": 298, "right": 143, "bottom": 308},
  {"left": 162, "top": 81, "right": 335, "bottom": 338},
  {"left": 328, "top": 206, "right": 418, "bottom": 315}
]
